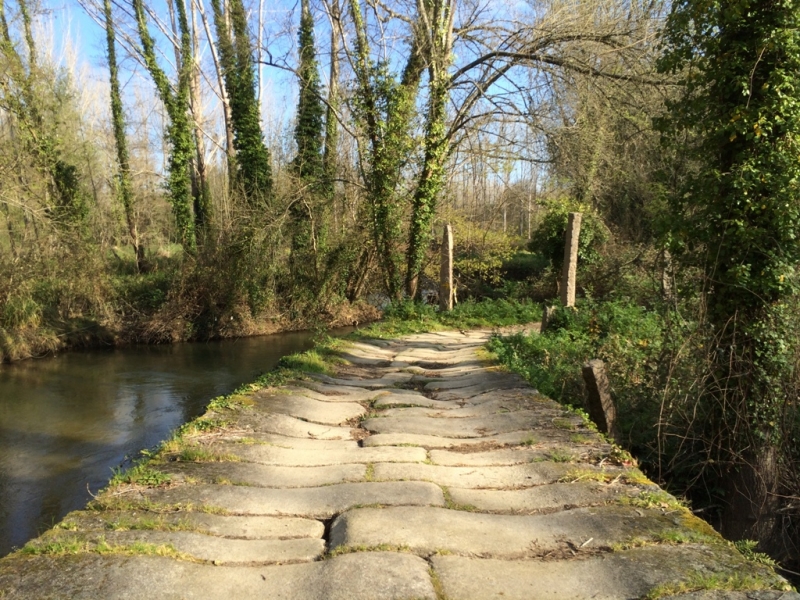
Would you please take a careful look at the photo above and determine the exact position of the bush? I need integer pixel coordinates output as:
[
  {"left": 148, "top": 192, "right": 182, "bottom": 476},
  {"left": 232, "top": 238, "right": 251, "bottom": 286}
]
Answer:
[{"left": 528, "top": 198, "right": 609, "bottom": 269}]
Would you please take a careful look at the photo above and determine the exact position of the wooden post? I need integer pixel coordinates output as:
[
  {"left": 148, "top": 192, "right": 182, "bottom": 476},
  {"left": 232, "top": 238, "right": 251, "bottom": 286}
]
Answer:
[
  {"left": 582, "top": 359, "right": 618, "bottom": 440},
  {"left": 560, "top": 212, "right": 582, "bottom": 307},
  {"left": 439, "top": 223, "right": 454, "bottom": 311}
]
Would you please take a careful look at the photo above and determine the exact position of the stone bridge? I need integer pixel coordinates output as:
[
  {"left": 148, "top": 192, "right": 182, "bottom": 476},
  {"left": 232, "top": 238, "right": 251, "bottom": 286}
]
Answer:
[{"left": 0, "top": 329, "right": 796, "bottom": 599}]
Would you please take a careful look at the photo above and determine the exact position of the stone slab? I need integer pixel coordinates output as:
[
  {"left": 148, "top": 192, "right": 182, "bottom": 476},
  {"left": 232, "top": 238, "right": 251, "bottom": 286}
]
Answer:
[
  {"left": 372, "top": 462, "right": 594, "bottom": 489},
  {"left": 220, "top": 444, "right": 427, "bottom": 466},
  {"left": 163, "top": 461, "right": 366, "bottom": 487},
  {"left": 298, "top": 382, "right": 384, "bottom": 402},
  {"left": 309, "top": 372, "right": 412, "bottom": 389},
  {"left": 446, "top": 482, "right": 634, "bottom": 512},
  {"left": 361, "top": 431, "right": 542, "bottom": 448},
  {"left": 59, "top": 530, "right": 325, "bottom": 565},
  {"left": 330, "top": 505, "right": 689, "bottom": 558},
  {"left": 423, "top": 372, "right": 523, "bottom": 391},
  {"left": 378, "top": 402, "right": 562, "bottom": 420},
  {"left": 363, "top": 410, "right": 579, "bottom": 438},
  {"left": 430, "top": 545, "right": 773, "bottom": 600},
  {"left": 69, "top": 511, "right": 325, "bottom": 539},
  {"left": 430, "top": 446, "right": 598, "bottom": 466},
  {"left": 251, "top": 393, "right": 365, "bottom": 425},
  {"left": 239, "top": 413, "right": 354, "bottom": 440},
  {"left": 0, "top": 552, "right": 436, "bottom": 599},
  {"left": 433, "top": 380, "right": 539, "bottom": 401},
  {"left": 373, "top": 390, "right": 456, "bottom": 410},
  {"left": 149, "top": 481, "right": 445, "bottom": 517},
  {"left": 221, "top": 434, "right": 359, "bottom": 451}
]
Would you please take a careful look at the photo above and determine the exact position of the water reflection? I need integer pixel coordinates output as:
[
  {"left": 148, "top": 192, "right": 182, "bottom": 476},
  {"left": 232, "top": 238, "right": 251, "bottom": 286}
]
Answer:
[{"left": 0, "top": 331, "right": 329, "bottom": 556}]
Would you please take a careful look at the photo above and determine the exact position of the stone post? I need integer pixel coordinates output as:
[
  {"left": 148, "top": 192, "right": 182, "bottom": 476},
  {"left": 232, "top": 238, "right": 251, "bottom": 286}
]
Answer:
[
  {"left": 439, "top": 223, "right": 454, "bottom": 311},
  {"left": 582, "top": 359, "right": 618, "bottom": 440},
  {"left": 560, "top": 212, "right": 582, "bottom": 307}
]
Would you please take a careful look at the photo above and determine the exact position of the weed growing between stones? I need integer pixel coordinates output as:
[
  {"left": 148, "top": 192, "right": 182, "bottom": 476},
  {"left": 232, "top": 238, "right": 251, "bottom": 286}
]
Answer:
[
  {"left": 109, "top": 465, "right": 172, "bottom": 488},
  {"left": 440, "top": 487, "right": 478, "bottom": 512}
]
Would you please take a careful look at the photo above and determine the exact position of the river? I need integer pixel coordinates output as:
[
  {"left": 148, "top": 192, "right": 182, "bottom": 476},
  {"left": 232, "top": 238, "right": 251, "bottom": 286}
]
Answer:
[{"left": 0, "top": 330, "right": 342, "bottom": 557}]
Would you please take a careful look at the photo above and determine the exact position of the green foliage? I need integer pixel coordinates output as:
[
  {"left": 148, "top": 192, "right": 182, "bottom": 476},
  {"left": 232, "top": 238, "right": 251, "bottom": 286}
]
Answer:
[
  {"left": 289, "top": 0, "right": 328, "bottom": 298},
  {"left": 211, "top": 0, "right": 272, "bottom": 205},
  {"left": 354, "top": 298, "right": 542, "bottom": 339},
  {"left": 133, "top": 0, "right": 196, "bottom": 250},
  {"left": 528, "top": 198, "right": 608, "bottom": 269},
  {"left": 109, "top": 464, "right": 171, "bottom": 487}
]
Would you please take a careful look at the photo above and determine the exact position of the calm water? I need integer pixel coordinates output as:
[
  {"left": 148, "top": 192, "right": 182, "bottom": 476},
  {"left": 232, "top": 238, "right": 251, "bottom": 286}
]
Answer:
[{"left": 0, "top": 330, "right": 337, "bottom": 556}]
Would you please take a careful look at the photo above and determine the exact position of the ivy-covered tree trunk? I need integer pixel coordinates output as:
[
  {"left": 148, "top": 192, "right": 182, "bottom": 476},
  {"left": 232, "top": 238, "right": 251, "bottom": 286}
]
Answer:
[
  {"left": 103, "top": 0, "right": 144, "bottom": 271},
  {"left": 405, "top": 0, "right": 455, "bottom": 298},
  {"left": 323, "top": 0, "right": 340, "bottom": 214},
  {"left": 289, "top": 0, "right": 326, "bottom": 293},
  {"left": 211, "top": 0, "right": 272, "bottom": 206},
  {"left": 133, "top": 0, "right": 196, "bottom": 251},
  {"left": 659, "top": 0, "right": 800, "bottom": 554},
  {"left": 347, "top": 0, "right": 424, "bottom": 300}
]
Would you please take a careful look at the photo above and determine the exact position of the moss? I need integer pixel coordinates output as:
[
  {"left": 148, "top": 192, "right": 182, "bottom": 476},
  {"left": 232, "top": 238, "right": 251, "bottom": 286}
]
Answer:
[
  {"left": 429, "top": 567, "right": 451, "bottom": 600},
  {"left": 325, "top": 543, "right": 412, "bottom": 558},
  {"left": 364, "top": 463, "right": 375, "bottom": 482}
]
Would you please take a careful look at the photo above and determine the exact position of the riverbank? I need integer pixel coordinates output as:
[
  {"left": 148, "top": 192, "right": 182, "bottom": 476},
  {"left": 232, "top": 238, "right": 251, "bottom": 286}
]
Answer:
[
  {"left": 1, "top": 328, "right": 796, "bottom": 598},
  {"left": 0, "top": 297, "right": 380, "bottom": 365}
]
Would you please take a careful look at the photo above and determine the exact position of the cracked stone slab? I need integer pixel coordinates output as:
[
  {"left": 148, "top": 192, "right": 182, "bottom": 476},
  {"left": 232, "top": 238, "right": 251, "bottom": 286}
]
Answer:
[
  {"left": 329, "top": 505, "right": 694, "bottom": 558},
  {"left": 216, "top": 443, "right": 427, "bottom": 467},
  {"left": 446, "top": 482, "right": 635, "bottom": 512},
  {"left": 149, "top": 481, "right": 445, "bottom": 518},
  {"left": 308, "top": 372, "right": 412, "bottom": 389},
  {"left": 372, "top": 462, "right": 613, "bottom": 489},
  {"left": 162, "top": 461, "right": 366, "bottom": 488},
  {"left": 403, "top": 362, "right": 488, "bottom": 375},
  {"left": 361, "top": 431, "right": 542, "bottom": 448},
  {"left": 363, "top": 410, "right": 583, "bottom": 438},
  {"left": 372, "top": 390, "right": 457, "bottom": 410},
  {"left": 237, "top": 413, "right": 355, "bottom": 440},
  {"left": 66, "top": 511, "right": 325, "bottom": 539},
  {"left": 278, "top": 386, "right": 372, "bottom": 404},
  {"left": 250, "top": 392, "right": 366, "bottom": 425},
  {"left": 0, "top": 552, "right": 437, "bottom": 599},
  {"left": 430, "top": 446, "right": 609, "bottom": 466},
  {"left": 431, "top": 545, "right": 778, "bottom": 600},
  {"left": 298, "top": 382, "right": 385, "bottom": 402}
]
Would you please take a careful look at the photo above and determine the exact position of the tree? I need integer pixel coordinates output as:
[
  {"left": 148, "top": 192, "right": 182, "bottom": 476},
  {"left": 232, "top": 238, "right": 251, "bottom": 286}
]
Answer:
[
  {"left": 103, "top": 0, "right": 144, "bottom": 270},
  {"left": 0, "top": 0, "right": 89, "bottom": 228},
  {"left": 659, "top": 0, "right": 800, "bottom": 552},
  {"left": 133, "top": 0, "right": 197, "bottom": 250},
  {"left": 210, "top": 0, "right": 272, "bottom": 205},
  {"left": 289, "top": 0, "right": 327, "bottom": 293}
]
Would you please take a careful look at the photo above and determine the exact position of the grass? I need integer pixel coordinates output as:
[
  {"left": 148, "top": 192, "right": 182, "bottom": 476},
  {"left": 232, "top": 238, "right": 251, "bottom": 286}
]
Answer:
[
  {"left": 351, "top": 298, "right": 542, "bottom": 340},
  {"left": 441, "top": 486, "right": 479, "bottom": 512},
  {"left": 21, "top": 537, "right": 192, "bottom": 561},
  {"left": 643, "top": 572, "right": 790, "bottom": 599},
  {"left": 108, "top": 465, "right": 171, "bottom": 488},
  {"left": 559, "top": 468, "right": 650, "bottom": 485}
]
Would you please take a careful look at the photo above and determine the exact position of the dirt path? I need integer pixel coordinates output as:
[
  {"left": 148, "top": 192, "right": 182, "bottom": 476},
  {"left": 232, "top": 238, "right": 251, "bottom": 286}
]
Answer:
[{"left": 0, "top": 329, "right": 795, "bottom": 599}]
